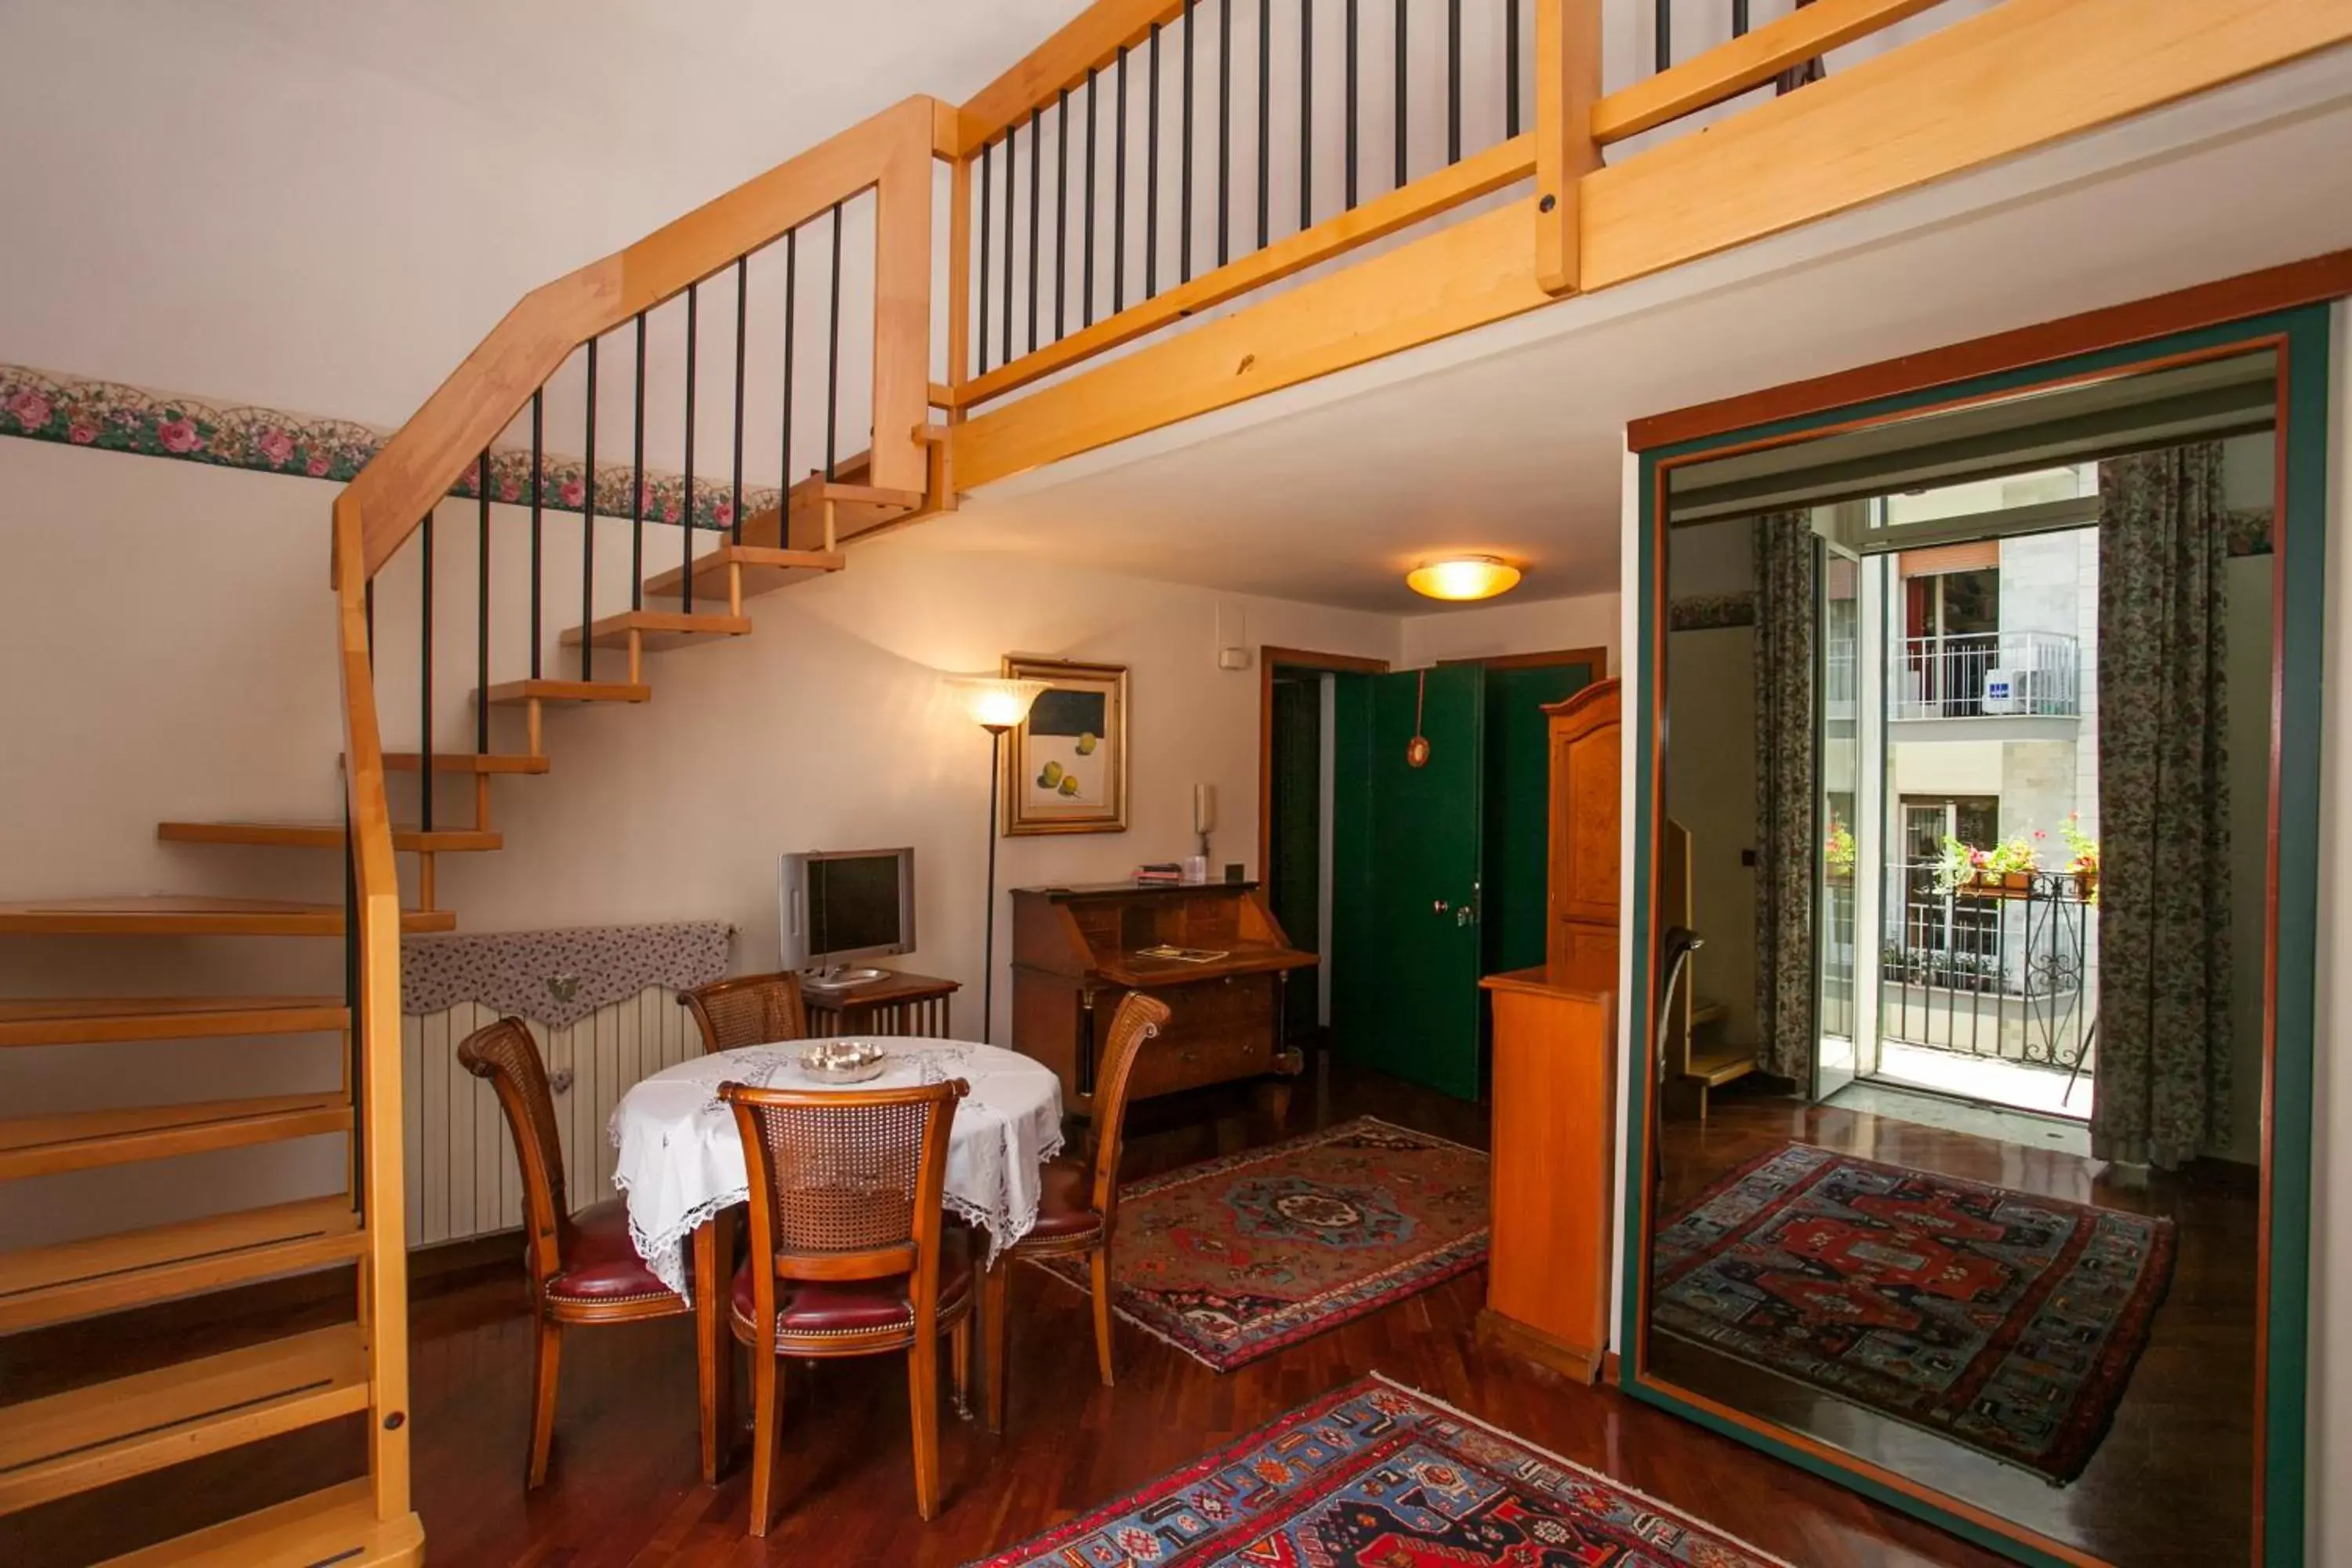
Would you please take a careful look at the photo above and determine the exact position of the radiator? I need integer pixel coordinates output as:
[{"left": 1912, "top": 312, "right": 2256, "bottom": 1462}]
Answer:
[{"left": 400, "top": 987, "right": 703, "bottom": 1248}]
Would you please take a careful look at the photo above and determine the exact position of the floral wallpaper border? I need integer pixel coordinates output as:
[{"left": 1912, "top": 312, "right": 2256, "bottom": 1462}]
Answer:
[
  {"left": 1669, "top": 590, "right": 1758, "bottom": 632},
  {"left": 0, "top": 362, "right": 780, "bottom": 533}
]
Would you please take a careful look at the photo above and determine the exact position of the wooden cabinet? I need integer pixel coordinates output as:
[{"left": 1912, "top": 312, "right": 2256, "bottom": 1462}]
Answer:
[
  {"left": 1545, "top": 681, "right": 1621, "bottom": 976},
  {"left": 1479, "top": 676, "right": 1621, "bottom": 1381},
  {"left": 1008, "top": 882, "right": 1314, "bottom": 1121}
]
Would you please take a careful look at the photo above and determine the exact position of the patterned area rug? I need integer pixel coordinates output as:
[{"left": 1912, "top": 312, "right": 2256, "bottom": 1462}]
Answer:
[
  {"left": 1034, "top": 1117, "right": 1488, "bottom": 1372},
  {"left": 968, "top": 1373, "right": 1791, "bottom": 1567},
  {"left": 1652, "top": 1142, "right": 2176, "bottom": 1484}
]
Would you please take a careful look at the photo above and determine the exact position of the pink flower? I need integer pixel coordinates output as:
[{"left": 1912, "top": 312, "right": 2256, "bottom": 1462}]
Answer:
[
  {"left": 559, "top": 479, "right": 585, "bottom": 507},
  {"left": 307, "top": 452, "right": 329, "bottom": 477},
  {"left": 256, "top": 426, "right": 295, "bottom": 466},
  {"left": 638, "top": 482, "right": 659, "bottom": 515},
  {"left": 713, "top": 499, "right": 734, "bottom": 528},
  {"left": 67, "top": 420, "right": 96, "bottom": 445},
  {"left": 157, "top": 416, "right": 203, "bottom": 453},
  {"left": 7, "top": 389, "right": 52, "bottom": 429},
  {"left": 499, "top": 481, "right": 519, "bottom": 503},
  {"left": 662, "top": 502, "right": 681, "bottom": 524}
]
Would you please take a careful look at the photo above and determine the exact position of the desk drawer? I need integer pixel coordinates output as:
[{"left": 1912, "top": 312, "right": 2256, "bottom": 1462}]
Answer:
[{"left": 1124, "top": 975, "right": 1275, "bottom": 1098}]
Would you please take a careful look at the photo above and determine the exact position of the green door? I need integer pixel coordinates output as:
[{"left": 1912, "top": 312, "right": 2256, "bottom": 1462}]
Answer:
[{"left": 1332, "top": 663, "right": 1487, "bottom": 1099}]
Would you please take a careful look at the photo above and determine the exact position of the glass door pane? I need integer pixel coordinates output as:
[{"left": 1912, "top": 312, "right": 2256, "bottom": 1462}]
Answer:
[{"left": 1815, "top": 551, "right": 1860, "bottom": 1099}]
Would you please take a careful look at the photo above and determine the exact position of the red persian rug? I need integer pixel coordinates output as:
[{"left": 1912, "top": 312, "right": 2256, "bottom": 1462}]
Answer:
[
  {"left": 1651, "top": 1142, "right": 2175, "bottom": 1484},
  {"left": 1033, "top": 1117, "right": 1488, "bottom": 1372},
  {"left": 968, "top": 1373, "right": 1791, "bottom": 1567}
]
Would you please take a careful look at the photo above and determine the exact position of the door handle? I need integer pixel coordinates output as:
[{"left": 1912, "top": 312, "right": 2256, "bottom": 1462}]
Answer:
[{"left": 1432, "top": 898, "right": 1450, "bottom": 915}]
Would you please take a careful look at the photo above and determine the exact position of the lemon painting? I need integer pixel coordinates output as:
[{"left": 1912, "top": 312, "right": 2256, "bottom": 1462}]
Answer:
[{"left": 1024, "top": 687, "right": 1109, "bottom": 814}]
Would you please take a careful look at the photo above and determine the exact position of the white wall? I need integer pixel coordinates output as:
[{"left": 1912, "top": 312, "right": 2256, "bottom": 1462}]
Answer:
[
  {"left": 1396, "top": 590, "right": 1618, "bottom": 671},
  {"left": 0, "top": 433, "right": 1399, "bottom": 1247}
]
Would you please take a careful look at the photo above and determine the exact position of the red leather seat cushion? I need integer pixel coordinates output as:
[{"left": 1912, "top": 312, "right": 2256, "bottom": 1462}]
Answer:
[
  {"left": 547, "top": 1198, "right": 681, "bottom": 1305},
  {"left": 730, "top": 1227, "right": 975, "bottom": 1343},
  {"left": 1022, "top": 1155, "right": 1106, "bottom": 1243}
]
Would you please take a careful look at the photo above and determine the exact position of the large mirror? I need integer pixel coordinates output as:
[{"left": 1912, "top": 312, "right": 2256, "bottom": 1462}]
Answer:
[{"left": 1635, "top": 335, "right": 2312, "bottom": 1566}]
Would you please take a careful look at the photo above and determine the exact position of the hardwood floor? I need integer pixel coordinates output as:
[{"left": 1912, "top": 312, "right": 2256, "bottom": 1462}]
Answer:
[
  {"left": 1646, "top": 1082, "right": 2259, "bottom": 1568},
  {"left": 2, "top": 1062, "right": 2005, "bottom": 1568}
]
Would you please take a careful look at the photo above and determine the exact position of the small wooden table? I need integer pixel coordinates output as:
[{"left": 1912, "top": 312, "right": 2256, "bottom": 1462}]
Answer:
[{"left": 800, "top": 968, "right": 960, "bottom": 1037}]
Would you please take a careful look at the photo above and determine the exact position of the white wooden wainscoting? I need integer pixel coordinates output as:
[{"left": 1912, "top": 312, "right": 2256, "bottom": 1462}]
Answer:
[{"left": 401, "top": 987, "right": 702, "bottom": 1247}]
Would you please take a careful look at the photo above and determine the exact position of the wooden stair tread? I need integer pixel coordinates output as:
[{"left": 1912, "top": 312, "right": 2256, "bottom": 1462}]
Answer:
[
  {"left": 1689, "top": 1000, "right": 1728, "bottom": 1028},
  {"left": 560, "top": 608, "right": 753, "bottom": 652},
  {"left": 642, "top": 543, "right": 847, "bottom": 603},
  {"left": 0, "top": 1196, "right": 363, "bottom": 1334},
  {"left": 0, "top": 995, "right": 347, "bottom": 1047},
  {"left": 479, "top": 678, "right": 651, "bottom": 706},
  {"left": 0, "top": 1324, "right": 371, "bottom": 1516},
  {"left": 0, "top": 897, "right": 452, "bottom": 937},
  {"left": 158, "top": 821, "right": 502, "bottom": 853},
  {"left": 1684, "top": 1040, "right": 1759, "bottom": 1087},
  {"left": 735, "top": 466, "right": 921, "bottom": 552},
  {"left": 0, "top": 1093, "right": 354, "bottom": 1180},
  {"left": 381, "top": 751, "right": 549, "bottom": 775},
  {"left": 95, "top": 1478, "right": 422, "bottom": 1568}
]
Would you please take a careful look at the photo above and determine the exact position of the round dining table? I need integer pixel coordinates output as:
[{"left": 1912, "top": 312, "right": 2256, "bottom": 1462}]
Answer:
[{"left": 606, "top": 1037, "right": 1065, "bottom": 1482}]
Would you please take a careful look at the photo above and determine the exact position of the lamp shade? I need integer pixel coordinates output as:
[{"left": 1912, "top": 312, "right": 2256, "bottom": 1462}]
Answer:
[
  {"left": 952, "top": 674, "right": 1051, "bottom": 731},
  {"left": 1405, "top": 555, "right": 1522, "bottom": 602}
]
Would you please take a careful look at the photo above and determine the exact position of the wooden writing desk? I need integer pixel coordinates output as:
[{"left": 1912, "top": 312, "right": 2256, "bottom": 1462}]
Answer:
[{"left": 1008, "top": 881, "right": 1314, "bottom": 1122}]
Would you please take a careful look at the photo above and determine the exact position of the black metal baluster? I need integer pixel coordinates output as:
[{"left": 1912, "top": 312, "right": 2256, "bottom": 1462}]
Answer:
[
  {"left": 682, "top": 284, "right": 698, "bottom": 612},
  {"left": 826, "top": 201, "right": 843, "bottom": 479},
  {"left": 1083, "top": 68, "right": 1098, "bottom": 328},
  {"left": 1446, "top": 0, "right": 1461, "bottom": 165},
  {"left": 1148, "top": 25, "right": 1162, "bottom": 298},
  {"left": 476, "top": 452, "right": 490, "bottom": 752},
  {"left": 419, "top": 510, "right": 434, "bottom": 829},
  {"left": 1301, "top": 0, "right": 1314, "bottom": 230},
  {"left": 782, "top": 227, "right": 799, "bottom": 495},
  {"left": 1655, "top": 0, "right": 1670, "bottom": 74},
  {"left": 529, "top": 390, "right": 543, "bottom": 675},
  {"left": 1734, "top": 0, "right": 1750, "bottom": 37},
  {"left": 1258, "top": 0, "right": 1271, "bottom": 250},
  {"left": 1394, "top": 0, "right": 1407, "bottom": 190},
  {"left": 1181, "top": 0, "right": 1195, "bottom": 284},
  {"left": 978, "top": 140, "right": 993, "bottom": 376},
  {"left": 581, "top": 340, "right": 597, "bottom": 681},
  {"left": 1506, "top": 0, "right": 1520, "bottom": 137},
  {"left": 1115, "top": 49, "right": 1129, "bottom": 312},
  {"left": 1345, "top": 0, "right": 1359, "bottom": 209},
  {"left": 1027, "top": 107, "right": 1043, "bottom": 353},
  {"left": 630, "top": 314, "right": 646, "bottom": 608},
  {"left": 1002, "top": 125, "right": 1017, "bottom": 361},
  {"left": 1218, "top": 0, "right": 1232, "bottom": 267},
  {"left": 1055, "top": 89, "right": 1069, "bottom": 341},
  {"left": 731, "top": 257, "right": 746, "bottom": 545}
]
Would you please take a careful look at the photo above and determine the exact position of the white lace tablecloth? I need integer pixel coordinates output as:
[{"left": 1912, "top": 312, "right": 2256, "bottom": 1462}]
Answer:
[{"left": 607, "top": 1038, "right": 1063, "bottom": 1301}]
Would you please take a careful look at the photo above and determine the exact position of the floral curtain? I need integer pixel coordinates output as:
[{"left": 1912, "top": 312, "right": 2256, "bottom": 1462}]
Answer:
[
  {"left": 2095, "top": 444, "right": 2232, "bottom": 1168},
  {"left": 1754, "top": 512, "right": 1820, "bottom": 1082}
]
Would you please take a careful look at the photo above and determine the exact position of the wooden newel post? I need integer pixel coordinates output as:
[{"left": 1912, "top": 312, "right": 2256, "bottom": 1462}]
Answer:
[{"left": 1534, "top": 0, "right": 1603, "bottom": 296}]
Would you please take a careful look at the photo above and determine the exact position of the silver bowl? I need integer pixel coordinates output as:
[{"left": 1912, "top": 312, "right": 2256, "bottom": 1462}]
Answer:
[{"left": 797, "top": 1040, "right": 888, "bottom": 1083}]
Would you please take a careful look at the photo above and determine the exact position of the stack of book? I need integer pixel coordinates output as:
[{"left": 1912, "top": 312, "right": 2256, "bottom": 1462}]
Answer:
[{"left": 1133, "top": 862, "right": 1185, "bottom": 885}]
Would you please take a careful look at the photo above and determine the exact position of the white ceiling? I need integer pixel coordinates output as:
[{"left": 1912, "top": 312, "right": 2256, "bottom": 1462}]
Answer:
[{"left": 924, "top": 49, "right": 2352, "bottom": 615}]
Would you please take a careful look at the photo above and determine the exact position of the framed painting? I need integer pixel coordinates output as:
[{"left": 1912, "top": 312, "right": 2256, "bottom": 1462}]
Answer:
[{"left": 1002, "top": 655, "right": 1128, "bottom": 835}]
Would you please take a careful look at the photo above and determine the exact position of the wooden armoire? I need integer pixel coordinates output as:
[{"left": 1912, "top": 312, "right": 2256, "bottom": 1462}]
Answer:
[{"left": 1477, "top": 677, "right": 1621, "bottom": 1381}]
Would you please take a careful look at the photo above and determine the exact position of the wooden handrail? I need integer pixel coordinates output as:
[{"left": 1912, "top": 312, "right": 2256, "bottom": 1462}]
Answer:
[
  {"left": 952, "top": 0, "right": 1188, "bottom": 157},
  {"left": 337, "top": 94, "right": 945, "bottom": 582},
  {"left": 1592, "top": 0, "right": 1943, "bottom": 145}
]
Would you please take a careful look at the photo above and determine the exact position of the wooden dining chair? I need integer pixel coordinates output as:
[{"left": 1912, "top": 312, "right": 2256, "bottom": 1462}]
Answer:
[
  {"left": 985, "top": 991, "right": 1170, "bottom": 1430},
  {"left": 456, "top": 1016, "right": 690, "bottom": 1489},
  {"left": 680, "top": 971, "right": 811, "bottom": 1054},
  {"left": 719, "top": 1077, "right": 975, "bottom": 1534}
]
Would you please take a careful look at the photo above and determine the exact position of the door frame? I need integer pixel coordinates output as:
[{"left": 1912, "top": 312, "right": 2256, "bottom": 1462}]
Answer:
[
  {"left": 1257, "top": 646, "right": 1391, "bottom": 877},
  {"left": 1621, "top": 274, "right": 2337, "bottom": 1568},
  {"left": 1436, "top": 644, "right": 1611, "bottom": 673}
]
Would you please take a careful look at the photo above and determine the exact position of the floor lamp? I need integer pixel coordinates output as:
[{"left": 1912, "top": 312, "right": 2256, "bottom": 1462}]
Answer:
[{"left": 958, "top": 677, "right": 1047, "bottom": 1042}]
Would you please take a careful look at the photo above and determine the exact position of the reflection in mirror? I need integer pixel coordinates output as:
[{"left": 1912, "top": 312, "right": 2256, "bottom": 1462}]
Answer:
[{"left": 1647, "top": 351, "right": 2278, "bottom": 1566}]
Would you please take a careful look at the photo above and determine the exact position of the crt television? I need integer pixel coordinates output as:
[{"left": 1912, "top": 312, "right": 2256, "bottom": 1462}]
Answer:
[{"left": 780, "top": 848, "right": 916, "bottom": 968}]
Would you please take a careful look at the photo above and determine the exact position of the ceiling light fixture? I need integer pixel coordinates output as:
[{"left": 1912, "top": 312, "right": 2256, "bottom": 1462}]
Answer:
[{"left": 1406, "top": 555, "right": 1522, "bottom": 602}]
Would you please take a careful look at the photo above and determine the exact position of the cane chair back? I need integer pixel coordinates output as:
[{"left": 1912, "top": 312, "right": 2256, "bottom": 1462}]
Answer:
[
  {"left": 456, "top": 1016, "right": 572, "bottom": 1284},
  {"left": 1087, "top": 993, "right": 1171, "bottom": 1232},
  {"left": 720, "top": 1080, "right": 967, "bottom": 1290},
  {"left": 681, "top": 971, "right": 811, "bottom": 1055}
]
